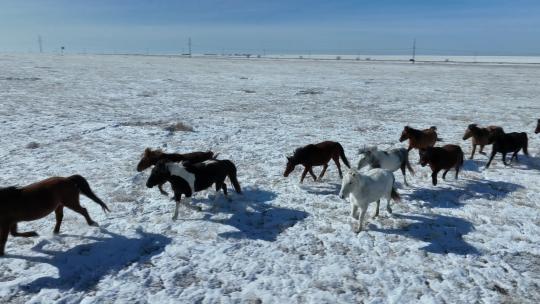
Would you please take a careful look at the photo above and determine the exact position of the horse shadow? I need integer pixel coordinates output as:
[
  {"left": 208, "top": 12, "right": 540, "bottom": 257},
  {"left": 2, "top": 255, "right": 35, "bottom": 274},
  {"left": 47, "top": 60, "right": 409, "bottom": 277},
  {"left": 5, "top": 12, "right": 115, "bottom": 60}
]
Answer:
[
  {"left": 191, "top": 186, "right": 309, "bottom": 242},
  {"left": 302, "top": 182, "right": 341, "bottom": 196},
  {"left": 512, "top": 155, "right": 540, "bottom": 170},
  {"left": 371, "top": 213, "right": 480, "bottom": 255},
  {"left": 406, "top": 178, "right": 523, "bottom": 208},
  {"left": 7, "top": 228, "right": 171, "bottom": 293},
  {"left": 462, "top": 159, "right": 485, "bottom": 172}
]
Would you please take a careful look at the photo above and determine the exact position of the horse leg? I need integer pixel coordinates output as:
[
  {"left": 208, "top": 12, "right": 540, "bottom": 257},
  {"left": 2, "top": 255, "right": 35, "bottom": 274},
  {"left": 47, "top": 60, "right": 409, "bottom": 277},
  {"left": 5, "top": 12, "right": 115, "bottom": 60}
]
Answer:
[
  {"left": 485, "top": 150, "right": 496, "bottom": 168},
  {"left": 386, "top": 197, "right": 393, "bottom": 214},
  {"left": 221, "top": 183, "right": 232, "bottom": 202},
  {"left": 469, "top": 145, "right": 476, "bottom": 160},
  {"left": 333, "top": 156, "right": 343, "bottom": 179},
  {"left": 400, "top": 162, "right": 409, "bottom": 186},
  {"left": 10, "top": 223, "right": 38, "bottom": 237},
  {"left": 479, "top": 145, "right": 487, "bottom": 155},
  {"left": 317, "top": 164, "right": 328, "bottom": 181},
  {"left": 308, "top": 167, "right": 317, "bottom": 181},
  {"left": 0, "top": 223, "right": 11, "bottom": 256},
  {"left": 350, "top": 204, "right": 358, "bottom": 219},
  {"left": 64, "top": 198, "right": 99, "bottom": 227},
  {"left": 300, "top": 167, "right": 309, "bottom": 183},
  {"left": 455, "top": 165, "right": 460, "bottom": 180},
  {"left": 158, "top": 183, "right": 169, "bottom": 196},
  {"left": 502, "top": 153, "right": 508, "bottom": 166},
  {"left": 172, "top": 195, "right": 182, "bottom": 220},
  {"left": 53, "top": 206, "right": 64, "bottom": 234},
  {"left": 431, "top": 170, "right": 440, "bottom": 186},
  {"left": 442, "top": 169, "right": 449, "bottom": 180},
  {"left": 511, "top": 151, "right": 519, "bottom": 162},
  {"left": 356, "top": 207, "right": 367, "bottom": 233},
  {"left": 373, "top": 200, "right": 380, "bottom": 218}
]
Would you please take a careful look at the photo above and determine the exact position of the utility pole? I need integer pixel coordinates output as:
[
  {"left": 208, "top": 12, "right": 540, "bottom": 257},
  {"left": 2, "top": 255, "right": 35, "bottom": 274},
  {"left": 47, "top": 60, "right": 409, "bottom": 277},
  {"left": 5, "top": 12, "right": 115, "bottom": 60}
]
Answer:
[
  {"left": 38, "top": 35, "right": 43, "bottom": 53},
  {"left": 188, "top": 37, "right": 192, "bottom": 57},
  {"left": 411, "top": 38, "right": 416, "bottom": 63}
]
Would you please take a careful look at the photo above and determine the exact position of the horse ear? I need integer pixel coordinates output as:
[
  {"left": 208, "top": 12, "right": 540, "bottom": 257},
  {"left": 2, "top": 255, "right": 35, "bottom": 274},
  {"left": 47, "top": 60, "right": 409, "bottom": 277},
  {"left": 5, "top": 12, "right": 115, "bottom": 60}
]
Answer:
[{"left": 144, "top": 147, "right": 151, "bottom": 153}]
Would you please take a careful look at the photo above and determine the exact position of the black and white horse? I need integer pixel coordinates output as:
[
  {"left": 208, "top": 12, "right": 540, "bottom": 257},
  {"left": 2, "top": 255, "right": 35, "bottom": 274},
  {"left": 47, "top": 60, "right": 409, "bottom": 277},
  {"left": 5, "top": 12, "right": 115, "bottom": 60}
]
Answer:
[
  {"left": 357, "top": 146, "right": 414, "bottom": 186},
  {"left": 146, "top": 159, "right": 242, "bottom": 219}
]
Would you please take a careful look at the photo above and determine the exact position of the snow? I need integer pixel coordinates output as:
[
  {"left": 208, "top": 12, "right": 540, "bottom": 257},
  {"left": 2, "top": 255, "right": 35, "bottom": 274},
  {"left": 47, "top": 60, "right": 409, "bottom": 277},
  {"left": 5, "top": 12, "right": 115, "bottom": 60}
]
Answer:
[{"left": 1, "top": 54, "right": 539, "bottom": 303}]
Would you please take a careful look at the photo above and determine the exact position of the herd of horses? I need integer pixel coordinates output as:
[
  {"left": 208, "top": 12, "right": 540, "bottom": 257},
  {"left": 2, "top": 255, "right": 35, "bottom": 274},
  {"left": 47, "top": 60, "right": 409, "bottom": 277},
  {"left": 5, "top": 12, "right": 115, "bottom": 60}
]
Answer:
[{"left": 0, "top": 120, "right": 538, "bottom": 255}]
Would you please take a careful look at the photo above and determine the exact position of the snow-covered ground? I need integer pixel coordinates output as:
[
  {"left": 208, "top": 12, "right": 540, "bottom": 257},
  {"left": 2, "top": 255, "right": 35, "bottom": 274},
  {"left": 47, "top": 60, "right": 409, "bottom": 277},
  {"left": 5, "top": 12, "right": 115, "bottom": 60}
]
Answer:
[{"left": 1, "top": 54, "right": 539, "bottom": 303}]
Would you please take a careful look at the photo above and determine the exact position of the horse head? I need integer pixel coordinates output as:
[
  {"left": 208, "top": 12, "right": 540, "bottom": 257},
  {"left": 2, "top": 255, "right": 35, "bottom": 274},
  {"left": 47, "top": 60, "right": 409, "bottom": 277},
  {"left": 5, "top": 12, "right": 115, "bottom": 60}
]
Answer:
[
  {"left": 283, "top": 154, "right": 296, "bottom": 177},
  {"left": 418, "top": 148, "right": 431, "bottom": 167},
  {"left": 339, "top": 169, "right": 358, "bottom": 199},
  {"left": 146, "top": 160, "right": 170, "bottom": 188},
  {"left": 399, "top": 126, "right": 411, "bottom": 142},
  {"left": 463, "top": 124, "right": 477, "bottom": 140},
  {"left": 137, "top": 148, "right": 163, "bottom": 172}
]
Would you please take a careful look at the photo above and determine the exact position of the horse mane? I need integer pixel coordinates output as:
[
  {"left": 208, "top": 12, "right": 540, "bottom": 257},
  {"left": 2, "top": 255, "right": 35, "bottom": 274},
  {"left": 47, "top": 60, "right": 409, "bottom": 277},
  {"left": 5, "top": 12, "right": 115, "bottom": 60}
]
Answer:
[
  {"left": 0, "top": 186, "right": 22, "bottom": 201},
  {"left": 406, "top": 126, "right": 424, "bottom": 139}
]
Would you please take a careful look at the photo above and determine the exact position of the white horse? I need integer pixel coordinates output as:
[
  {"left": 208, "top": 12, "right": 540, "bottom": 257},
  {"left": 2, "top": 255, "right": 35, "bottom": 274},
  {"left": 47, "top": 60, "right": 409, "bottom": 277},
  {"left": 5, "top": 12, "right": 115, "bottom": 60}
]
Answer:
[
  {"left": 339, "top": 168, "right": 400, "bottom": 233},
  {"left": 357, "top": 146, "right": 414, "bottom": 186}
]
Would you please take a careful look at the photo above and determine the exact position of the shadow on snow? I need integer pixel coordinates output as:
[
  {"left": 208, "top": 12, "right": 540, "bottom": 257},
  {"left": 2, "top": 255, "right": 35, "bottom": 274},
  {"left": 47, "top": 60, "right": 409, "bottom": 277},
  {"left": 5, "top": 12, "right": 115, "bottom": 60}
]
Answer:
[
  {"left": 406, "top": 178, "right": 523, "bottom": 208},
  {"left": 188, "top": 186, "right": 309, "bottom": 242},
  {"left": 7, "top": 228, "right": 171, "bottom": 293},
  {"left": 371, "top": 213, "right": 480, "bottom": 255}
]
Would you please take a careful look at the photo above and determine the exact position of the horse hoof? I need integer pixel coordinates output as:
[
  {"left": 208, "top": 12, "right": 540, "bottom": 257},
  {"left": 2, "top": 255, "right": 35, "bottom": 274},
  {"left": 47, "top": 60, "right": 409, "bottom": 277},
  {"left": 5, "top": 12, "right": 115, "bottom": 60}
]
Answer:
[
  {"left": 28, "top": 232, "right": 39, "bottom": 237},
  {"left": 91, "top": 222, "right": 99, "bottom": 227}
]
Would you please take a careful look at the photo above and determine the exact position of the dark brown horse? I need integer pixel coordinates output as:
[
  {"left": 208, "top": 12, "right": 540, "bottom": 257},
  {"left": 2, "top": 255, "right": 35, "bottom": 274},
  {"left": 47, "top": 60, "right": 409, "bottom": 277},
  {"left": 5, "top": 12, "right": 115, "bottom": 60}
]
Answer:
[
  {"left": 284, "top": 141, "right": 350, "bottom": 183},
  {"left": 399, "top": 126, "right": 440, "bottom": 152},
  {"left": 462, "top": 124, "right": 504, "bottom": 159},
  {"left": 485, "top": 129, "right": 529, "bottom": 168},
  {"left": 0, "top": 175, "right": 109, "bottom": 256},
  {"left": 137, "top": 148, "right": 217, "bottom": 195},
  {"left": 419, "top": 145, "right": 464, "bottom": 186},
  {"left": 535, "top": 119, "right": 539, "bottom": 134}
]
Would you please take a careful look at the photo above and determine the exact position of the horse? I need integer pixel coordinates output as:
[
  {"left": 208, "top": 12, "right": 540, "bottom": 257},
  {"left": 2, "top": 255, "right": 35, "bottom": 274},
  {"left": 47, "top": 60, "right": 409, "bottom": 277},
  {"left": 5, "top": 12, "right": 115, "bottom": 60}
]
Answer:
[
  {"left": 399, "top": 126, "right": 440, "bottom": 152},
  {"left": 462, "top": 124, "right": 504, "bottom": 159},
  {"left": 146, "top": 160, "right": 242, "bottom": 220},
  {"left": 485, "top": 129, "right": 529, "bottom": 168},
  {"left": 419, "top": 145, "right": 464, "bottom": 186},
  {"left": 0, "top": 175, "right": 109, "bottom": 256},
  {"left": 284, "top": 141, "right": 350, "bottom": 183},
  {"left": 535, "top": 119, "right": 539, "bottom": 134},
  {"left": 137, "top": 148, "right": 217, "bottom": 195},
  {"left": 338, "top": 168, "right": 400, "bottom": 233},
  {"left": 357, "top": 146, "right": 414, "bottom": 186}
]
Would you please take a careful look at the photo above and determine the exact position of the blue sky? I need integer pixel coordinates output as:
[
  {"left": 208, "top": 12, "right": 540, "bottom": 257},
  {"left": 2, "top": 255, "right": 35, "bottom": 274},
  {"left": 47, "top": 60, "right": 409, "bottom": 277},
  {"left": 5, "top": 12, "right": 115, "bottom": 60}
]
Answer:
[{"left": 1, "top": 0, "right": 539, "bottom": 55}]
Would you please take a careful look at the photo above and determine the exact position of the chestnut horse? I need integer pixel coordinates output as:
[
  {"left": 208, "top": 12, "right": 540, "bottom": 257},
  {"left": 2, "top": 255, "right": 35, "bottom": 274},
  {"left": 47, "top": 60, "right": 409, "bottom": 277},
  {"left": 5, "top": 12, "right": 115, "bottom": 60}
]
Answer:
[
  {"left": 284, "top": 141, "right": 350, "bottom": 183},
  {"left": 535, "top": 119, "right": 539, "bottom": 134},
  {"left": 0, "top": 175, "right": 109, "bottom": 256},
  {"left": 462, "top": 124, "right": 504, "bottom": 159},
  {"left": 137, "top": 148, "right": 217, "bottom": 195},
  {"left": 485, "top": 129, "right": 529, "bottom": 168},
  {"left": 419, "top": 145, "right": 464, "bottom": 186},
  {"left": 399, "top": 126, "right": 441, "bottom": 152}
]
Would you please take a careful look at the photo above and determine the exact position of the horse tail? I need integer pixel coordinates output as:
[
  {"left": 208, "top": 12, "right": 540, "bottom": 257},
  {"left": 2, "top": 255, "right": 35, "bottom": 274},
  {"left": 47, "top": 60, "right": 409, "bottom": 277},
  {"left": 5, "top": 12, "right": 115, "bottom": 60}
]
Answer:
[
  {"left": 68, "top": 175, "right": 110, "bottom": 213},
  {"left": 337, "top": 143, "right": 351, "bottom": 168},
  {"left": 386, "top": 173, "right": 400, "bottom": 202},
  {"left": 436, "top": 137, "right": 443, "bottom": 142},
  {"left": 458, "top": 146, "right": 465, "bottom": 168},
  {"left": 403, "top": 149, "right": 415, "bottom": 175},
  {"left": 522, "top": 133, "right": 529, "bottom": 156},
  {"left": 223, "top": 160, "right": 242, "bottom": 193}
]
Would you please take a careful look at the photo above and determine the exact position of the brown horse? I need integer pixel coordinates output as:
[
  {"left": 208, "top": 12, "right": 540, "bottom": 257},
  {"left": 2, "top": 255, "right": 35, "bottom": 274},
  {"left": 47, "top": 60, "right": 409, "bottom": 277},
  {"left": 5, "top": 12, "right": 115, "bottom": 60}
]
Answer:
[
  {"left": 284, "top": 141, "right": 350, "bottom": 183},
  {"left": 0, "top": 175, "right": 109, "bottom": 256},
  {"left": 137, "top": 148, "right": 217, "bottom": 195},
  {"left": 535, "top": 119, "right": 539, "bottom": 134},
  {"left": 485, "top": 129, "right": 529, "bottom": 168},
  {"left": 419, "top": 145, "right": 464, "bottom": 186},
  {"left": 462, "top": 124, "right": 504, "bottom": 159},
  {"left": 399, "top": 126, "right": 440, "bottom": 152}
]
